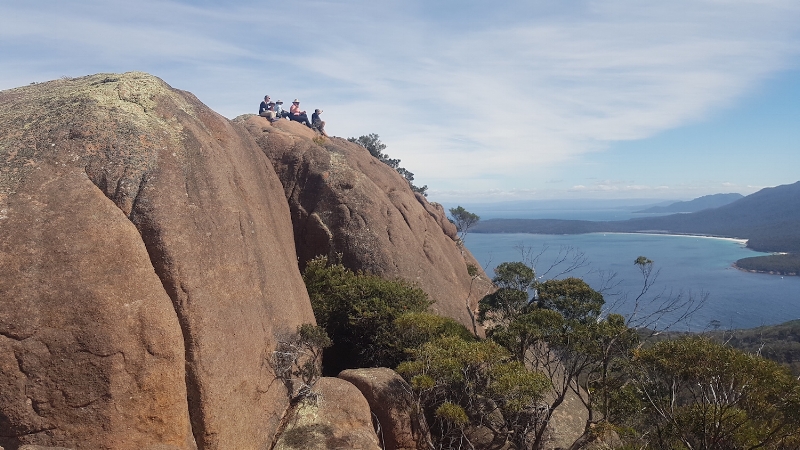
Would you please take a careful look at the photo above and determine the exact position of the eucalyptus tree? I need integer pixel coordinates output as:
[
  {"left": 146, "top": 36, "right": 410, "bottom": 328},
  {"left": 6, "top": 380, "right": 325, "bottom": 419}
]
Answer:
[
  {"left": 478, "top": 262, "right": 642, "bottom": 449},
  {"left": 448, "top": 206, "right": 480, "bottom": 242},
  {"left": 635, "top": 337, "right": 800, "bottom": 449}
]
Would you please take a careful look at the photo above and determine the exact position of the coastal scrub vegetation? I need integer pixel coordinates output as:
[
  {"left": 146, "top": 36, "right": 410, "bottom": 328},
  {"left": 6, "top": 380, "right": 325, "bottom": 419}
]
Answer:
[
  {"left": 397, "top": 336, "right": 551, "bottom": 449},
  {"left": 476, "top": 261, "right": 642, "bottom": 448},
  {"left": 633, "top": 336, "right": 800, "bottom": 450},
  {"left": 706, "top": 319, "right": 800, "bottom": 376},
  {"left": 301, "top": 255, "right": 800, "bottom": 449},
  {"left": 303, "top": 255, "right": 455, "bottom": 374}
]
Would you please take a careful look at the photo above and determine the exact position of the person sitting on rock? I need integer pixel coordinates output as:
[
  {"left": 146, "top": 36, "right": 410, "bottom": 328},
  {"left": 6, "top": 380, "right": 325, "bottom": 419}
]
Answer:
[
  {"left": 274, "top": 100, "right": 288, "bottom": 119},
  {"left": 259, "top": 95, "right": 276, "bottom": 121},
  {"left": 289, "top": 99, "right": 311, "bottom": 127},
  {"left": 266, "top": 103, "right": 280, "bottom": 122},
  {"left": 311, "top": 109, "right": 329, "bottom": 137}
]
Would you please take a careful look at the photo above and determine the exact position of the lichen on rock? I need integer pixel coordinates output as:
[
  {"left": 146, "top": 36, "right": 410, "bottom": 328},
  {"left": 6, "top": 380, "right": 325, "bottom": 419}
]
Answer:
[{"left": 0, "top": 72, "right": 316, "bottom": 450}]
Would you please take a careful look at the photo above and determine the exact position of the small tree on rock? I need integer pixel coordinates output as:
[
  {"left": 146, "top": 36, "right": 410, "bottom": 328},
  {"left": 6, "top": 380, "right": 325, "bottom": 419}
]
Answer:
[
  {"left": 348, "top": 133, "right": 428, "bottom": 196},
  {"left": 270, "top": 324, "right": 332, "bottom": 403},
  {"left": 448, "top": 206, "right": 480, "bottom": 242}
]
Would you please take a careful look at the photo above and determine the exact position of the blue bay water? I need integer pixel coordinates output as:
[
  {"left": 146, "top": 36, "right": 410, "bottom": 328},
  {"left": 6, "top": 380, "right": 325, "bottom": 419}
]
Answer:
[{"left": 465, "top": 233, "right": 800, "bottom": 331}]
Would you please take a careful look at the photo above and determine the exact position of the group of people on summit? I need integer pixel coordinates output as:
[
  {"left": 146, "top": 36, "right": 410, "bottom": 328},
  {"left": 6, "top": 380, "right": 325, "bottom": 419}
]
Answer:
[{"left": 259, "top": 95, "right": 328, "bottom": 137}]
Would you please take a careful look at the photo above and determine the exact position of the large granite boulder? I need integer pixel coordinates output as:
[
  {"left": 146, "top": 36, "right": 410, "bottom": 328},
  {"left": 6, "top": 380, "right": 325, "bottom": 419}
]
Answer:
[
  {"left": 547, "top": 387, "right": 590, "bottom": 449},
  {"left": 273, "top": 378, "right": 381, "bottom": 450},
  {"left": 238, "top": 116, "right": 493, "bottom": 329},
  {"left": 0, "top": 73, "right": 316, "bottom": 449},
  {"left": 0, "top": 165, "right": 193, "bottom": 450},
  {"left": 338, "top": 368, "right": 431, "bottom": 450}
]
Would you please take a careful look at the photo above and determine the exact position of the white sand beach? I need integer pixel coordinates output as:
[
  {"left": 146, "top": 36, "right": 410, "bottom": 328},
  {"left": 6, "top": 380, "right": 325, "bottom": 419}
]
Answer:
[{"left": 601, "top": 232, "right": 749, "bottom": 246}]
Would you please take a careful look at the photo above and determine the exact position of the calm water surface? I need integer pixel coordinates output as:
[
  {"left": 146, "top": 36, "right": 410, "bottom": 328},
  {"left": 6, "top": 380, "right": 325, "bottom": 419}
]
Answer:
[{"left": 466, "top": 233, "right": 800, "bottom": 330}]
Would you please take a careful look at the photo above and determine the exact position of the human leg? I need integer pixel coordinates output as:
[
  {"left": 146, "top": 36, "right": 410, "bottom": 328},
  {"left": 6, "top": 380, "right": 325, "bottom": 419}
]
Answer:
[{"left": 292, "top": 113, "right": 311, "bottom": 126}]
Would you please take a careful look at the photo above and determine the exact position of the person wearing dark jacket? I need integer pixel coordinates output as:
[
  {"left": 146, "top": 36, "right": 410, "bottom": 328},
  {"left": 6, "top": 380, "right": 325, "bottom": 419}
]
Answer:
[
  {"left": 259, "top": 95, "right": 276, "bottom": 120},
  {"left": 311, "top": 109, "right": 329, "bottom": 137}
]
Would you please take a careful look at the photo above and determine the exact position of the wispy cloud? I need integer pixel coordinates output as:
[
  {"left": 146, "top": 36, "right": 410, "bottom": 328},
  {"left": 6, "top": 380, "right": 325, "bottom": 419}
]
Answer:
[
  {"left": 1, "top": 0, "right": 798, "bottom": 200},
  {"left": 260, "top": 0, "right": 800, "bottom": 191}
]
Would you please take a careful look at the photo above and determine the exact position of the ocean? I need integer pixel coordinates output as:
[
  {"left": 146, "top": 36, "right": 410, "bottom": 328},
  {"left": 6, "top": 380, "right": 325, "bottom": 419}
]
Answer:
[{"left": 465, "top": 232, "right": 800, "bottom": 331}]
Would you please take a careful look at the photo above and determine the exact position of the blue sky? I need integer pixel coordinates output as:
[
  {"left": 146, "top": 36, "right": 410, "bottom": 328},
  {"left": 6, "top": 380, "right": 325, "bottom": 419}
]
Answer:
[{"left": 2, "top": 0, "right": 798, "bottom": 203}]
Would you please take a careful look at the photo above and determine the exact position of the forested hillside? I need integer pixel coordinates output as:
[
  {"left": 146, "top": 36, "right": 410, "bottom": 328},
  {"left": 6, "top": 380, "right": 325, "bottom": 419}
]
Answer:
[
  {"left": 473, "top": 181, "right": 800, "bottom": 253},
  {"left": 735, "top": 253, "right": 800, "bottom": 276},
  {"left": 634, "top": 192, "right": 743, "bottom": 213}
]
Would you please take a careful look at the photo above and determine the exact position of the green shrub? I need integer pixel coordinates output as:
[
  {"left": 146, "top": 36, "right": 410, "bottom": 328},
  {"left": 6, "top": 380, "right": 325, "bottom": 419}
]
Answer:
[
  {"left": 393, "top": 311, "right": 474, "bottom": 353},
  {"left": 435, "top": 402, "right": 469, "bottom": 427},
  {"left": 635, "top": 337, "right": 800, "bottom": 449},
  {"left": 397, "top": 335, "right": 550, "bottom": 448},
  {"left": 302, "top": 256, "right": 432, "bottom": 374}
]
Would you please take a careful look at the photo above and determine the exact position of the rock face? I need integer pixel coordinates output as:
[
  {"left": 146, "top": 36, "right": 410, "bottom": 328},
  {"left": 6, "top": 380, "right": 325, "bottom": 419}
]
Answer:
[
  {"left": 338, "top": 368, "right": 431, "bottom": 450},
  {"left": 273, "top": 378, "right": 381, "bottom": 450},
  {"left": 238, "top": 116, "right": 493, "bottom": 329},
  {"left": 0, "top": 73, "right": 316, "bottom": 449},
  {"left": 547, "top": 387, "right": 590, "bottom": 449},
  {"left": 0, "top": 165, "right": 193, "bottom": 450},
  {"left": 17, "top": 446, "right": 76, "bottom": 450}
]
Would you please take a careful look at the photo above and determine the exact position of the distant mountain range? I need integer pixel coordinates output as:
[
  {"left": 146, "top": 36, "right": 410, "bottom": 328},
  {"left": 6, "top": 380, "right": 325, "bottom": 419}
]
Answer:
[
  {"left": 634, "top": 193, "right": 744, "bottom": 214},
  {"left": 472, "top": 181, "right": 800, "bottom": 254}
]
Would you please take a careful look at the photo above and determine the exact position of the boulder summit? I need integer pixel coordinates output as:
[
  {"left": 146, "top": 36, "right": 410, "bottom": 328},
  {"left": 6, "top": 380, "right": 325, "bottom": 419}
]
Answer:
[{"left": 0, "top": 72, "right": 490, "bottom": 449}]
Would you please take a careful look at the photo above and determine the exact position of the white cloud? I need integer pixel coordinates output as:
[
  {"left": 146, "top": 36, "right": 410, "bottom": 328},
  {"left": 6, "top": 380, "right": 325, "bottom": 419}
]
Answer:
[
  {"left": 1, "top": 0, "right": 799, "bottom": 200},
  {"left": 260, "top": 0, "right": 800, "bottom": 193}
]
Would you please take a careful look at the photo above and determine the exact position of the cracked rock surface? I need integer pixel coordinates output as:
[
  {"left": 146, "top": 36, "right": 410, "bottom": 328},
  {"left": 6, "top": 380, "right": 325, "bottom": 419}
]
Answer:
[
  {"left": 272, "top": 378, "right": 381, "bottom": 450},
  {"left": 0, "top": 73, "right": 315, "bottom": 449},
  {"left": 238, "top": 116, "right": 492, "bottom": 330}
]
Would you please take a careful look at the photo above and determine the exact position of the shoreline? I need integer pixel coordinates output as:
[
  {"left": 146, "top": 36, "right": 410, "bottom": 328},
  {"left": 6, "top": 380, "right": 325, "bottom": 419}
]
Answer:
[
  {"left": 466, "top": 233, "right": 800, "bottom": 329},
  {"left": 732, "top": 262, "right": 798, "bottom": 277},
  {"left": 596, "top": 232, "right": 749, "bottom": 246},
  {"left": 619, "top": 233, "right": 798, "bottom": 276}
]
